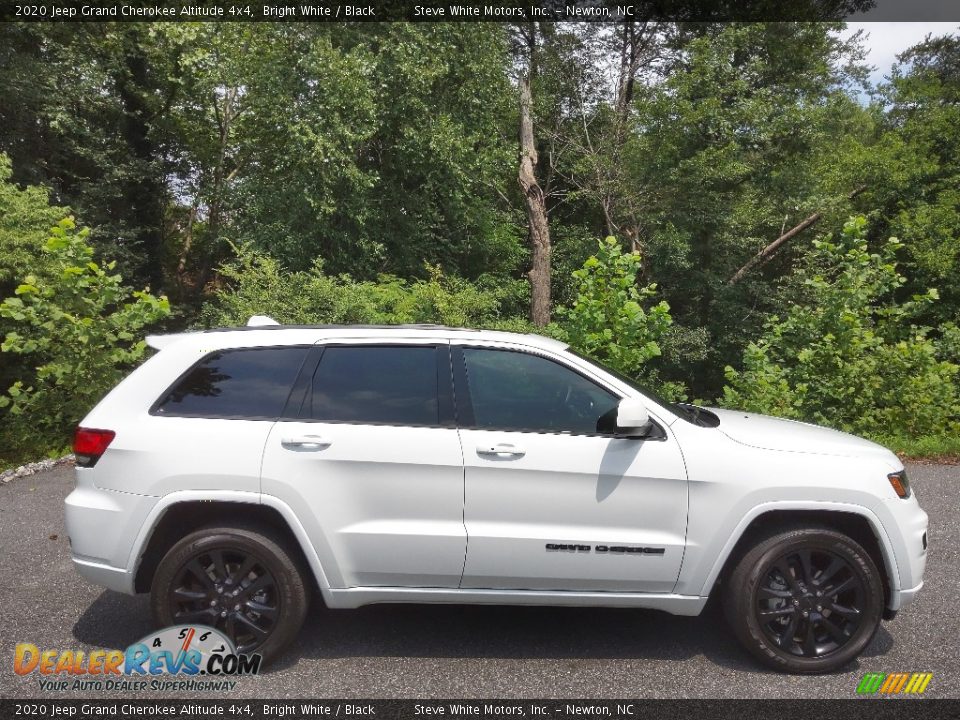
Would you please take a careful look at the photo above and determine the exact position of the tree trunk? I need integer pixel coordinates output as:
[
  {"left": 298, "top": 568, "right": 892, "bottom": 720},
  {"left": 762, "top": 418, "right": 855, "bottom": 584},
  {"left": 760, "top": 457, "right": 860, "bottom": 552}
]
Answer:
[
  {"left": 116, "top": 28, "right": 167, "bottom": 293},
  {"left": 518, "top": 45, "right": 551, "bottom": 327}
]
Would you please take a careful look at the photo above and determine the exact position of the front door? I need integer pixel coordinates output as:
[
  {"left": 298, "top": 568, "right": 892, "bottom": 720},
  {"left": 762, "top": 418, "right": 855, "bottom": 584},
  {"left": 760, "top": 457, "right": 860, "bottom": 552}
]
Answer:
[
  {"left": 261, "top": 342, "right": 466, "bottom": 589},
  {"left": 454, "top": 346, "right": 688, "bottom": 593}
]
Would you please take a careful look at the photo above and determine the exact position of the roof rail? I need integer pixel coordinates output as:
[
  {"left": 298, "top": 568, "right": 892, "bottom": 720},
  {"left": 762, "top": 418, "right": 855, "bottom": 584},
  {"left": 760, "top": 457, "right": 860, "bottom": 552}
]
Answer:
[{"left": 246, "top": 315, "right": 279, "bottom": 327}]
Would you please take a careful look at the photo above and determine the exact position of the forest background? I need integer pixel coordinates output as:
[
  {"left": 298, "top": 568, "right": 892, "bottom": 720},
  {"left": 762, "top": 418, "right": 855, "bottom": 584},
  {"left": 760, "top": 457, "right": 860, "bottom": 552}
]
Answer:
[{"left": 1, "top": 20, "right": 959, "bottom": 467}]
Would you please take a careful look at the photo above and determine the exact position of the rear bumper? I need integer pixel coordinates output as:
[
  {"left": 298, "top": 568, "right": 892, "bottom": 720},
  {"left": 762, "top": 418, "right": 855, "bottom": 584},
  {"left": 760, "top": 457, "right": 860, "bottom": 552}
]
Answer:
[
  {"left": 71, "top": 555, "right": 135, "bottom": 594},
  {"left": 64, "top": 468, "right": 157, "bottom": 595}
]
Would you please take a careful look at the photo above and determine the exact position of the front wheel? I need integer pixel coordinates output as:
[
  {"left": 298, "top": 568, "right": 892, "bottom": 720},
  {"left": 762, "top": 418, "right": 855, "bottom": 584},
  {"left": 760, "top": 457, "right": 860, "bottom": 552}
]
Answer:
[
  {"left": 723, "top": 527, "right": 884, "bottom": 674},
  {"left": 150, "top": 526, "right": 308, "bottom": 663}
]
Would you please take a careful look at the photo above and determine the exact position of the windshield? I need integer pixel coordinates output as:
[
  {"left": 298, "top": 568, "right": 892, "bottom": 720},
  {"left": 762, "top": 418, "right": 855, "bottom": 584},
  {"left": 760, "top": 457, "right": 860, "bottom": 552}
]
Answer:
[{"left": 566, "top": 348, "right": 699, "bottom": 424}]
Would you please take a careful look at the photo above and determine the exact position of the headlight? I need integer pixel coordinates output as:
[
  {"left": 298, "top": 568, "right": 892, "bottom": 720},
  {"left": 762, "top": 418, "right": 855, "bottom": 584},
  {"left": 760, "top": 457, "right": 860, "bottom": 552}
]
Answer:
[{"left": 887, "top": 470, "right": 911, "bottom": 499}]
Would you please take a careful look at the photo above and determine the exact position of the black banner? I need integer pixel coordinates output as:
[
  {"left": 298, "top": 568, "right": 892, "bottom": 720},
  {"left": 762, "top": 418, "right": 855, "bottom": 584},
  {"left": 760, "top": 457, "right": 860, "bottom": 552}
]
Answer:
[
  {"left": 2, "top": 0, "right": 959, "bottom": 23},
  {"left": 1, "top": 700, "right": 958, "bottom": 720}
]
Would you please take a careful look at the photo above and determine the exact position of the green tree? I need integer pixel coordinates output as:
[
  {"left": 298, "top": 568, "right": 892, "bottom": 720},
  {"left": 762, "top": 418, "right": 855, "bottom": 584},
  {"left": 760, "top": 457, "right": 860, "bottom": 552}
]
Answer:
[
  {"left": 722, "top": 217, "right": 958, "bottom": 437},
  {"left": 0, "top": 153, "right": 67, "bottom": 293},
  {"left": 0, "top": 218, "right": 170, "bottom": 463},
  {"left": 624, "top": 23, "right": 872, "bottom": 395},
  {"left": 558, "top": 237, "right": 681, "bottom": 397},
  {"left": 0, "top": 24, "right": 182, "bottom": 290}
]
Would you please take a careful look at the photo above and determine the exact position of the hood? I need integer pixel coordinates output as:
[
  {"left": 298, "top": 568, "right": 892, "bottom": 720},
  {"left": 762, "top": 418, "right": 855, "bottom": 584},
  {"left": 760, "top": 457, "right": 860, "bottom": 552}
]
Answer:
[{"left": 708, "top": 407, "right": 900, "bottom": 468}]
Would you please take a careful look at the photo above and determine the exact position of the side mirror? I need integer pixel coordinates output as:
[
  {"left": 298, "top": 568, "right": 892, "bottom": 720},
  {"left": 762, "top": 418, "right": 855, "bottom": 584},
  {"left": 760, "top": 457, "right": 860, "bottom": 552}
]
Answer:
[{"left": 616, "top": 398, "right": 652, "bottom": 437}]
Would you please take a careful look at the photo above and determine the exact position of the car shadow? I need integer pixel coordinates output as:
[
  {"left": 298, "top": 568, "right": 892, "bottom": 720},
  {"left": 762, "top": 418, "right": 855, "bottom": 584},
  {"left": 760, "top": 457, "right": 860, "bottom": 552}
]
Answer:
[
  {"left": 72, "top": 590, "right": 152, "bottom": 649},
  {"left": 72, "top": 590, "right": 895, "bottom": 676}
]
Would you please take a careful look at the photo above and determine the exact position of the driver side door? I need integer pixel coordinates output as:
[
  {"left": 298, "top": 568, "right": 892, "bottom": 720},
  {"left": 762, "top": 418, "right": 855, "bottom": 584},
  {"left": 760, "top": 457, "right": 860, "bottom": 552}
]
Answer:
[{"left": 455, "top": 345, "right": 689, "bottom": 593}]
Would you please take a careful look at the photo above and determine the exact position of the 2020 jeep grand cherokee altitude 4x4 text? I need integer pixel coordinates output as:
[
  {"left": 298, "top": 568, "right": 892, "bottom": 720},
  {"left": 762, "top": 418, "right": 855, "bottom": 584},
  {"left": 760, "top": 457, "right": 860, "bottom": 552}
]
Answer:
[{"left": 65, "top": 319, "right": 928, "bottom": 673}]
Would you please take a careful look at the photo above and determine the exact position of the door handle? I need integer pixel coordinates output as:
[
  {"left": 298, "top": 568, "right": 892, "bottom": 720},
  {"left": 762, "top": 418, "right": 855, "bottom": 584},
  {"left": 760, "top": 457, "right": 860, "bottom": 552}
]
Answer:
[
  {"left": 281, "top": 434, "right": 331, "bottom": 449},
  {"left": 476, "top": 443, "right": 525, "bottom": 457}
]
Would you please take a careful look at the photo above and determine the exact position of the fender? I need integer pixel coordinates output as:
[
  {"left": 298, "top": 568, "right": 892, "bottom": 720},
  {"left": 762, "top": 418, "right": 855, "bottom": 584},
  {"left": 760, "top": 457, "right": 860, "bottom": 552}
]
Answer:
[
  {"left": 125, "top": 490, "right": 335, "bottom": 605},
  {"left": 697, "top": 500, "right": 901, "bottom": 601}
]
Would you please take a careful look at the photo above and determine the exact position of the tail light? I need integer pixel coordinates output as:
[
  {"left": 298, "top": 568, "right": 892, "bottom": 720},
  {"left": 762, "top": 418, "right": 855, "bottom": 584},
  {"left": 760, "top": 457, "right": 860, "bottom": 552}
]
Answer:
[{"left": 73, "top": 427, "right": 116, "bottom": 468}]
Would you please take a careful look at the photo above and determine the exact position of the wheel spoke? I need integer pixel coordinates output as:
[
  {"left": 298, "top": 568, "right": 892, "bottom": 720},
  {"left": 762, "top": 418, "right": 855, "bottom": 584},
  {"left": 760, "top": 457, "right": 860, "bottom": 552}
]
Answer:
[
  {"left": 759, "top": 607, "right": 795, "bottom": 619},
  {"left": 758, "top": 586, "right": 792, "bottom": 600},
  {"left": 820, "top": 615, "right": 848, "bottom": 642},
  {"left": 778, "top": 612, "right": 800, "bottom": 647},
  {"left": 828, "top": 602, "right": 860, "bottom": 619},
  {"left": 801, "top": 618, "right": 817, "bottom": 655},
  {"left": 244, "top": 599, "right": 278, "bottom": 618},
  {"left": 211, "top": 550, "right": 229, "bottom": 582},
  {"left": 774, "top": 560, "right": 802, "bottom": 594},
  {"left": 230, "top": 555, "right": 257, "bottom": 586},
  {"left": 234, "top": 611, "right": 269, "bottom": 638},
  {"left": 240, "top": 573, "right": 272, "bottom": 599},
  {"left": 173, "top": 587, "right": 209, "bottom": 601},
  {"left": 797, "top": 549, "right": 814, "bottom": 585},
  {"left": 825, "top": 576, "right": 856, "bottom": 598},
  {"left": 185, "top": 559, "right": 216, "bottom": 591},
  {"left": 815, "top": 557, "right": 844, "bottom": 587}
]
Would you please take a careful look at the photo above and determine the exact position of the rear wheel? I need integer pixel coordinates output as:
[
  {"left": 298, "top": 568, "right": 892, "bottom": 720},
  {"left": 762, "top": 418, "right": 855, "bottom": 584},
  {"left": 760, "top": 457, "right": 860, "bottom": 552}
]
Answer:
[
  {"left": 150, "top": 526, "right": 308, "bottom": 663},
  {"left": 723, "top": 527, "right": 883, "bottom": 673}
]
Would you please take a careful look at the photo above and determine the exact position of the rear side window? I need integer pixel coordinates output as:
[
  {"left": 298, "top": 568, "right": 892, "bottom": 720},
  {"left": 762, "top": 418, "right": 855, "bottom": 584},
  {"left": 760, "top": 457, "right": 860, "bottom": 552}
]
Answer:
[
  {"left": 154, "top": 347, "right": 309, "bottom": 419},
  {"left": 307, "top": 345, "right": 439, "bottom": 426}
]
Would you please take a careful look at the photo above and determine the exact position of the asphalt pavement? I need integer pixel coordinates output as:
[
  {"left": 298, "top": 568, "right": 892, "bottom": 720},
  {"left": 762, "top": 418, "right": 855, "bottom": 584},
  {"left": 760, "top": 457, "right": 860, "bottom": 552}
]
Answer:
[{"left": 1, "top": 463, "right": 957, "bottom": 699}]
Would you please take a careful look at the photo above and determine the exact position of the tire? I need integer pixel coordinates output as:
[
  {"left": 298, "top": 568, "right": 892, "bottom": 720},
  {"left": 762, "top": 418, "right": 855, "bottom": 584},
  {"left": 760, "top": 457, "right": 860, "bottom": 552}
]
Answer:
[
  {"left": 150, "top": 525, "right": 308, "bottom": 664},
  {"left": 723, "top": 526, "right": 883, "bottom": 674}
]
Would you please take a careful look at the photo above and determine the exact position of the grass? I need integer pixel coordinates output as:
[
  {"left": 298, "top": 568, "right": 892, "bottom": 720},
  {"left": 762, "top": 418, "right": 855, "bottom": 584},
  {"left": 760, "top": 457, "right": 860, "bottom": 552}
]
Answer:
[{"left": 868, "top": 433, "right": 960, "bottom": 464}]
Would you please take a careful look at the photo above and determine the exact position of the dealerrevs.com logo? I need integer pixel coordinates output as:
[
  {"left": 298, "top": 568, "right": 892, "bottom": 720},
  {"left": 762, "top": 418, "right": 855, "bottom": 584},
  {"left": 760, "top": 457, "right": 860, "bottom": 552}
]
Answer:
[
  {"left": 14, "top": 625, "right": 261, "bottom": 692},
  {"left": 856, "top": 672, "right": 933, "bottom": 695}
]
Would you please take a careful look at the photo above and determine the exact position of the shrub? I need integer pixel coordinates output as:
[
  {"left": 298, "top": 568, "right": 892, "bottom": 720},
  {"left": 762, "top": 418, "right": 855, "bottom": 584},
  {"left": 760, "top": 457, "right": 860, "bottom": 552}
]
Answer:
[
  {"left": 0, "top": 218, "right": 170, "bottom": 462},
  {"left": 722, "top": 216, "right": 959, "bottom": 437},
  {"left": 557, "top": 237, "right": 684, "bottom": 399},
  {"left": 200, "top": 244, "right": 527, "bottom": 330}
]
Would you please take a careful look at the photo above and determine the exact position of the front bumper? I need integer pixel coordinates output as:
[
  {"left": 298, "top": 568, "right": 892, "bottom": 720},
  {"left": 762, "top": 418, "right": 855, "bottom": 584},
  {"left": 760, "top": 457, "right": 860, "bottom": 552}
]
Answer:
[{"left": 881, "top": 494, "right": 928, "bottom": 613}]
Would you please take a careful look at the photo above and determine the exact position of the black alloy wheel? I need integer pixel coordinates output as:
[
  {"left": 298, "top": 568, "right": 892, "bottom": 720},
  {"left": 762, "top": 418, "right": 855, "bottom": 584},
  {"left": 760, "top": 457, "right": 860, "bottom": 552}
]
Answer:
[
  {"left": 723, "top": 527, "right": 884, "bottom": 673},
  {"left": 755, "top": 548, "right": 865, "bottom": 658},
  {"left": 168, "top": 547, "right": 280, "bottom": 654},
  {"left": 151, "top": 526, "right": 308, "bottom": 663}
]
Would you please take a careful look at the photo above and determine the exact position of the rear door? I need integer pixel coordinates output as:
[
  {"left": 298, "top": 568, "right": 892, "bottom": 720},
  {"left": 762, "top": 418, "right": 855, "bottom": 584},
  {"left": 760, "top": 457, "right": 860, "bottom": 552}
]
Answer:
[
  {"left": 454, "top": 344, "right": 689, "bottom": 593},
  {"left": 261, "top": 341, "right": 467, "bottom": 589}
]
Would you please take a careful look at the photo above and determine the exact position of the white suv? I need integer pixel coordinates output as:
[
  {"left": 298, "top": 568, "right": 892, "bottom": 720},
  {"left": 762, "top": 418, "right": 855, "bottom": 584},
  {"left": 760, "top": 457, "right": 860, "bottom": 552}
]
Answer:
[{"left": 65, "top": 319, "right": 928, "bottom": 673}]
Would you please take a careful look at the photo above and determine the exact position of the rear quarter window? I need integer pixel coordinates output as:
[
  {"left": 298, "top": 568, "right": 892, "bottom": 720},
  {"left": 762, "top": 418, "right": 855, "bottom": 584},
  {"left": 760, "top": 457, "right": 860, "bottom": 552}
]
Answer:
[{"left": 153, "top": 346, "right": 309, "bottom": 419}]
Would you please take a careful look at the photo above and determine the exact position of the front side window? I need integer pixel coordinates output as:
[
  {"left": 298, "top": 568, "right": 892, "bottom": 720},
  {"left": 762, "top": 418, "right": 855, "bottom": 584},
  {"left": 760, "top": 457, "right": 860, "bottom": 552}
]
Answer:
[
  {"left": 460, "top": 348, "right": 618, "bottom": 434},
  {"left": 307, "top": 345, "right": 439, "bottom": 426},
  {"left": 154, "top": 347, "right": 309, "bottom": 418}
]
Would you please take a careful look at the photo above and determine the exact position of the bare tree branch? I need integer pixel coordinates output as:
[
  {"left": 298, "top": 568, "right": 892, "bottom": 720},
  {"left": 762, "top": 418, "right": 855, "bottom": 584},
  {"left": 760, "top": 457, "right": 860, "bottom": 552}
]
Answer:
[{"left": 728, "top": 185, "right": 868, "bottom": 285}]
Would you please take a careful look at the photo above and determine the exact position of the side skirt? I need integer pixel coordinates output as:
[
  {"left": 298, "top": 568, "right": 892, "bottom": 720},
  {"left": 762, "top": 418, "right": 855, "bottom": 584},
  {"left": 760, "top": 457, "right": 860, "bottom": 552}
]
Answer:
[{"left": 326, "top": 587, "right": 708, "bottom": 615}]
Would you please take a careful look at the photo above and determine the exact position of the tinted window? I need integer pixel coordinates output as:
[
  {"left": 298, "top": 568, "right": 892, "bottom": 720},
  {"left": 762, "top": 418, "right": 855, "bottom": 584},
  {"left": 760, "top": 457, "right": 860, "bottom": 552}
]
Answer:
[
  {"left": 155, "top": 347, "right": 308, "bottom": 418},
  {"left": 308, "top": 346, "right": 439, "bottom": 425},
  {"left": 461, "top": 348, "right": 618, "bottom": 434}
]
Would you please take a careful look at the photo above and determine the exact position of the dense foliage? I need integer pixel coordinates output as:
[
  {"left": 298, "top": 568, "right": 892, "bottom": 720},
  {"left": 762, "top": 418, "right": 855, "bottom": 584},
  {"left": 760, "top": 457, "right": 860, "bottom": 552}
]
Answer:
[
  {"left": 0, "top": 219, "right": 169, "bottom": 463},
  {"left": 558, "top": 237, "right": 681, "bottom": 398},
  {"left": 2, "top": 22, "right": 959, "bottom": 466},
  {"left": 722, "top": 217, "right": 958, "bottom": 437}
]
